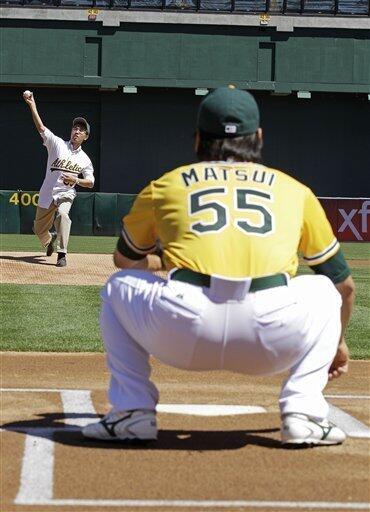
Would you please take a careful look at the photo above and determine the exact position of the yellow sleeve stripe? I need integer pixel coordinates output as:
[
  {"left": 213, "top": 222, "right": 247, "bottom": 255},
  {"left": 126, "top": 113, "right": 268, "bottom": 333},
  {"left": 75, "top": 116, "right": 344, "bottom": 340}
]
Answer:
[
  {"left": 303, "top": 238, "right": 339, "bottom": 266},
  {"left": 121, "top": 226, "right": 156, "bottom": 255}
]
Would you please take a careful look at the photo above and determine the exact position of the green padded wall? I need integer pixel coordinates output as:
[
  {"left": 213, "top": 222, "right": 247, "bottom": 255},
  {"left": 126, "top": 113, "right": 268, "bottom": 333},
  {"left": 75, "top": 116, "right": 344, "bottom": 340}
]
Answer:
[
  {"left": 19, "top": 191, "right": 39, "bottom": 234},
  {"left": 70, "top": 192, "right": 95, "bottom": 236},
  {"left": 94, "top": 192, "right": 118, "bottom": 236},
  {"left": 117, "top": 194, "right": 137, "bottom": 235},
  {"left": 0, "top": 191, "right": 20, "bottom": 234},
  {"left": 0, "top": 192, "right": 137, "bottom": 235}
]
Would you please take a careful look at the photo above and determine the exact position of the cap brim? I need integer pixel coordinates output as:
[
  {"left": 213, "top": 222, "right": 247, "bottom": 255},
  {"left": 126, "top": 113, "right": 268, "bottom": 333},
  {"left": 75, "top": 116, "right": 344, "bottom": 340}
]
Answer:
[{"left": 72, "top": 117, "right": 90, "bottom": 134}]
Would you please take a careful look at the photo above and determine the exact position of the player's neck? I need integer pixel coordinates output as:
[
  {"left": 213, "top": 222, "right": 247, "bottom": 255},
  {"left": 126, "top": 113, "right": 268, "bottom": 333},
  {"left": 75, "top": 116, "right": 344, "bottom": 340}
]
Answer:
[{"left": 70, "top": 140, "right": 82, "bottom": 151}]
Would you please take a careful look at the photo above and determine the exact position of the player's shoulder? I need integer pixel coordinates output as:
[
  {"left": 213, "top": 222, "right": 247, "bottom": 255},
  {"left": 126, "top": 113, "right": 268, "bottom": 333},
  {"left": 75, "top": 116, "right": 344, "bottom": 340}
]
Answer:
[
  {"left": 42, "top": 127, "right": 61, "bottom": 141},
  {"left": 79, "top": 148, "right": 93, "bottom": 163},
  {"left": 154, "top": 162, "right": 201, "bottom": 184}
]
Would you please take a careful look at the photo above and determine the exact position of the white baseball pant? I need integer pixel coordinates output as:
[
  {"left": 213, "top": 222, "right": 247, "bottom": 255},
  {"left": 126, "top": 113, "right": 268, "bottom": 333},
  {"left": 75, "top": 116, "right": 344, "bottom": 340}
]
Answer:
[{"left": 100, "top": 272, "right": 341, "bottom": 421}]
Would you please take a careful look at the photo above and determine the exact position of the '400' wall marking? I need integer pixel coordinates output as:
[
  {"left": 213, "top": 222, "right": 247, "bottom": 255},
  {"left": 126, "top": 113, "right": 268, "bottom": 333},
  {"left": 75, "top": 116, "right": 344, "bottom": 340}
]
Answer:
[{"left": 9, "top": 192, "right": 39, "bottom": 207}]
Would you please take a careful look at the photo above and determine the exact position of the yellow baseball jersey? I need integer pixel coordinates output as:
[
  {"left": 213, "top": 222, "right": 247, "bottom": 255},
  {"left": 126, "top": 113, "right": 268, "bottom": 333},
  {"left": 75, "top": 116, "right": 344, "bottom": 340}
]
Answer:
[{"left": 120, "top": 162, "right": 339, "bottom": 278}]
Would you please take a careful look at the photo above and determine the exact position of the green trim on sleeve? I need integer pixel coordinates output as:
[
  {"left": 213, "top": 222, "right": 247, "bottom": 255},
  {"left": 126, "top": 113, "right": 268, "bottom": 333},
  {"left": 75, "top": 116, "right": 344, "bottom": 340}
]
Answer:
[
  {"left": 116, "top": 234, "right": 146, "bottom": 261},
  {"left": 311, "top": 249, "right": 351, "bottom": 284}
]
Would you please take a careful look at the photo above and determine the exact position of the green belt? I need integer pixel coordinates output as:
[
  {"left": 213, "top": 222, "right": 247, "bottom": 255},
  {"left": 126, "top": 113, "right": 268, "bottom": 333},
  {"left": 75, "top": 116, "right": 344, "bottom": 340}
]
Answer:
[{"left": 171, "top": 269, "right": 288, "bottom": 292}]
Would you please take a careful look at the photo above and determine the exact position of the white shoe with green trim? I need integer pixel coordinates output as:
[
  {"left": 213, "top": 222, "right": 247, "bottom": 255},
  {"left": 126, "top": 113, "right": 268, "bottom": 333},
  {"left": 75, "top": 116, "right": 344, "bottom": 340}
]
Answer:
[{"left": 281, "top": 413, "right": 346, "bottom": 446}]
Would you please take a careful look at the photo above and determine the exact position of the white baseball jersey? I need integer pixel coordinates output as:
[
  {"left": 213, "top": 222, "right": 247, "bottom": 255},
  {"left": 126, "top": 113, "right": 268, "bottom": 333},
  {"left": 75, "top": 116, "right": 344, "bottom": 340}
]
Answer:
[{"left": 38, "top": 127, "right": 94, "bottom": 209}]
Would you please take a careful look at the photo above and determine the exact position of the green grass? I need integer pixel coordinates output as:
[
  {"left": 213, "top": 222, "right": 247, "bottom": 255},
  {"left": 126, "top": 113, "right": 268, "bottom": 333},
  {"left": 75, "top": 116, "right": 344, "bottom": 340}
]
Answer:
[
  {"left": 0, "top": 284, "right": 102, "bottom": 352},
  {"left": 0, "top": 234, "right": 116, "bottom": 254},
  {"left": 0, "top": 267, "right": 369, "bottom": 357},
  {"left": 1, "top": 235, "right": 368, "bottom": 260},
  {"left": 345, "top": 268, "right": 370, "bottom": 359},
  {"left": 1, "top": 234, "right": 368, "bottom": 355}
]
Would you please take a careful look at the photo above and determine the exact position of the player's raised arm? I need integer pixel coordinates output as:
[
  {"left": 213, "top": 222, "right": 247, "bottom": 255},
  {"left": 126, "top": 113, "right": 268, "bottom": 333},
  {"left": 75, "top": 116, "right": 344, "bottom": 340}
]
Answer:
[{"left": 22, "top": 90, "right": 46, "bottom": 133}]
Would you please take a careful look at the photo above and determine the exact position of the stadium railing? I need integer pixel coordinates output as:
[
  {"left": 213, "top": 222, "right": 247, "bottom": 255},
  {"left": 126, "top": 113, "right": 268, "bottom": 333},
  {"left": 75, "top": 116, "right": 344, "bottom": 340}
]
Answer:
[{"left": 0, "top": 0, "right": 369, "bottom": 15}]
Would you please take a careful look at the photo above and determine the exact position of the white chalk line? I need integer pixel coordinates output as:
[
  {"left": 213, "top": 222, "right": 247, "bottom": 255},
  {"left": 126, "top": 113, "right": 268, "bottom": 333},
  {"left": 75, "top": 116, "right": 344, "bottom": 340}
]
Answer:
[
  {"left": 60, "top": 390, "right": 98, "bottom": 426},
  {"left": 14, "top": 391, "right": 96, "bottom": 506},
  {"left": 15, "top": 432, "right": 54, "bottom": 503},
  {"left": 7, "top": 390, "right": 370, "bottom": 509},
  {"left": 2, "top": 388, "right": 370, "bottom": 400},
  {"left": 14, "top": 499, "right": 370, "bottom": 509},
  {"left": 1, "top": 387, "right": 90, "bottom": 393},
  {"left": 328, "top": 404, "right": 370, "bottom": 439},
  {"left": 325, "top": 395, "right": 370, "bottom": 400}
]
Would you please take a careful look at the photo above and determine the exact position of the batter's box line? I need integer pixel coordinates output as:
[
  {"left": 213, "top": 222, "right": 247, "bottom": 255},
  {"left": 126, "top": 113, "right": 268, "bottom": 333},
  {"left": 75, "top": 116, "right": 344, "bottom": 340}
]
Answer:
[
  {"left": 14, "top": 498, "right": 370, "bottom": 509},
  {"left": 7, "top": 390, "right": 370, "bottom": 510}
]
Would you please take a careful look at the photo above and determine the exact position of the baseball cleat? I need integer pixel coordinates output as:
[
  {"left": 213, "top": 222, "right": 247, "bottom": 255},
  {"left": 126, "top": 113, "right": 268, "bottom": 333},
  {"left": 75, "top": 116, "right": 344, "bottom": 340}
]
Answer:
[
  {"left": 56, "top": 253, "right": 67, "bottom": 267},
  {"left": 281, "top": 413, "right": 346, "bottom": 447},
  {"left": 46, "top": 232, "right": 57, "bottom": 257},
  {"left": 82, "top": 409, "right": 157, "bottom": 442}
]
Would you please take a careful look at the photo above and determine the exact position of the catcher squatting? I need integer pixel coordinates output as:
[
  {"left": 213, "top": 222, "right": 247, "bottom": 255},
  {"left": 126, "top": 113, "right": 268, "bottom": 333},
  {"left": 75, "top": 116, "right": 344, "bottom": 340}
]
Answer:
[{"left": 34, "top": 86, "right": 357, "bottom": 446}]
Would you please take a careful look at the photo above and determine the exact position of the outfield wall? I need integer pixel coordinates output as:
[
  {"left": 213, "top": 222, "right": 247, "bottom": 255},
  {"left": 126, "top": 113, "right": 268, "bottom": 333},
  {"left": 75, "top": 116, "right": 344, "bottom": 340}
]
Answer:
[
  {"left": 1, "top": 87, "right": 369, "bottom": 198},
  {"left": 1, "top": 191, "right": 369, "bottom": 241},
  {"left": 1, "top": 19, "right": 369, "bottom": 92}
]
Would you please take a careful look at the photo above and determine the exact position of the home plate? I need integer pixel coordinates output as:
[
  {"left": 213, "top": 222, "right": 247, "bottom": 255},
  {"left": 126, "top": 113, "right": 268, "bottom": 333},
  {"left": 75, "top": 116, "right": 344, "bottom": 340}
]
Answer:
[{"left": 156, "top": 404, "right": 266, "bottom": 416}]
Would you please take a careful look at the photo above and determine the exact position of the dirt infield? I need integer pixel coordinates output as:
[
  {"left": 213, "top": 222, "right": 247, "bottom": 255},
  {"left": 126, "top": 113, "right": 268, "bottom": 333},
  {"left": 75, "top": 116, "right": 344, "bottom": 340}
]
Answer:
[
  {"left": 0, "top": 252, "right": 116, "bottom": 285},
  {"left": 1, "top": 251, "right": 368, "bottom": 286},
  {"left": 1, "top": 250, "right": 369, "bottom": 511},
  {"left": 1, "top": 353, "right": 370, "bottom": 512}
]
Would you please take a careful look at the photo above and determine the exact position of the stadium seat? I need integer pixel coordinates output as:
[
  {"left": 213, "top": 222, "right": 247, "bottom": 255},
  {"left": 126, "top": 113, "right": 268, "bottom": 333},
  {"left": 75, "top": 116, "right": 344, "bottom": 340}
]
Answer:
[
  {"left": 268, "top": 0, "right": 284, "bottom": 12},
  {"left": 338, "top": 0, "right": 368, "bottom": 13},
  {"left": 199, "top": 0, "right": 230, "bottom": 10},
  {"left": 94, "top": 0, "right": 112, "bottom": 6},
  {"left": 165, "top": 0, "right": 196, "bottom": 9},
  {"left": 129, "top": 0, "right": 162, "bottom": 7},
  {"left": 234, "top": 0, "right": 267, "bottom": 11},
  {"left": 303, "top": 0, "right": 335, "bottom": 13},
  {"left": 8, "top": 0, "right": 59, "bottom": 4},
  {"left": 284, "top": 0, "right": 304, "bottom": 11},
  {"left": 111, "top": 0, "right": 128, "bottom": 6},
  {"left": 59, "top": 0, "right": 93, "bottom": 5}
]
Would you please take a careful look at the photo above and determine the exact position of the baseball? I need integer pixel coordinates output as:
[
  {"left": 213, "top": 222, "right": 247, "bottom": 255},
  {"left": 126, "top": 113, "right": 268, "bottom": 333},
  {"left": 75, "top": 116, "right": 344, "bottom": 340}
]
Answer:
[{"left": 24, "top": 90, "right": 32, "bottom": 98}]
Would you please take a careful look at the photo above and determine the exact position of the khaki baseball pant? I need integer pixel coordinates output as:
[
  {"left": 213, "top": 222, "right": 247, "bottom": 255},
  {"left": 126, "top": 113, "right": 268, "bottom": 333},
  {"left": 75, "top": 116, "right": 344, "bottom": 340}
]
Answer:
[
  {"left": 33, "top": 197, "right": 73, "bottom": 254},
  {"left": 100, "top": 272, "right": 341, "bottom": 421}
]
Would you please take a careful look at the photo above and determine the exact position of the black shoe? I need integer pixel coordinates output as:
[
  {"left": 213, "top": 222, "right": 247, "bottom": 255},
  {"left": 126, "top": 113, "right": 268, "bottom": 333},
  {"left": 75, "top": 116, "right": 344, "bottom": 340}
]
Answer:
[
  {"left": 56, "top": 253, "right": 67, "bottom": 267},
  {"left": 46, "top": 232, "right": 57, "bottom": 257}
]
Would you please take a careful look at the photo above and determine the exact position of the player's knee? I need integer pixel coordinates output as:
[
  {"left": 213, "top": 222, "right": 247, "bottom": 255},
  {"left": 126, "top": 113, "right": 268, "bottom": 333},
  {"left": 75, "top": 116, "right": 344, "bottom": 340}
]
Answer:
[
  {"left": 33, "top": 221, "right": 44, "bottom": 236},
  {"left": 57, "top": 211, "right": 71, "bottom": 222}
]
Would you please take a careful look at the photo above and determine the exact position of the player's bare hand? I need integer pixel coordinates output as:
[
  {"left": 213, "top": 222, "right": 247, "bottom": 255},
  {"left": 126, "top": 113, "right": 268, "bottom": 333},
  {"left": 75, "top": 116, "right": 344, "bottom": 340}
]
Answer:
[
  {"left": 23, "top": 90, "right": 35, "bottom": 106},
  {"left": 61, "top": 172, "right": 78, "bottom": 186},
  {"left": 328, "top": 340, "right": 349, "bottom": 380}
]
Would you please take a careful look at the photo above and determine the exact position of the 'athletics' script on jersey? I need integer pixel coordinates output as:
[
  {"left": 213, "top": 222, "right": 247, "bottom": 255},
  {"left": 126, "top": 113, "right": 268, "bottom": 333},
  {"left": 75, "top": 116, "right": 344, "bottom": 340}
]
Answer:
[
  {"left": 181, "top": 167, "right": 276, "bottom": 188},
  {"left": 50, "top": 158, "right": 84, "bottom": 174}
]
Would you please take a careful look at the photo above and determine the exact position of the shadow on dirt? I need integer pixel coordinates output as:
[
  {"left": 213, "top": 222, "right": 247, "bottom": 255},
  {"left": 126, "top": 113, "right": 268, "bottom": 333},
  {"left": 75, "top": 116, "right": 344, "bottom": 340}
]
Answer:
[
  {"left": 0, "top": 254, "right": 55, "bottom": 266},
  {"left": 1, "top": 412, "right": 282, "bottom": 450}
]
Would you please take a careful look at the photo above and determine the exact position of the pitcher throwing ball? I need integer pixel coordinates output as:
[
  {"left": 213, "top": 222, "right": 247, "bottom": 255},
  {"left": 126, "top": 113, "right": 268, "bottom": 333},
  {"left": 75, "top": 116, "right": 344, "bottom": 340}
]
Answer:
[
  {"left": 23, "top": 90, "right": 95, "bottom": 267},
  {"left": 83, "top": 86, "right": 355, "bottom": 447}
]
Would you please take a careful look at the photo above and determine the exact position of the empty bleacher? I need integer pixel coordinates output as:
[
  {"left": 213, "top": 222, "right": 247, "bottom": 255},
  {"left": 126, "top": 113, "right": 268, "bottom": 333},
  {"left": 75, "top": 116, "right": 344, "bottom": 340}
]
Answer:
[{"left": 0, "top": 0, "right": 368, "bottom": 14}]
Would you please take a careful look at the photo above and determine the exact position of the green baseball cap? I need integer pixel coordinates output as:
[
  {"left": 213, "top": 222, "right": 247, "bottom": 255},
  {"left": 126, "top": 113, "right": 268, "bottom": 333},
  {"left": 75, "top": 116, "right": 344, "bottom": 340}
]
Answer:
[{"left": 197, "top": 86, "right": 260, "bottom": 138}]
